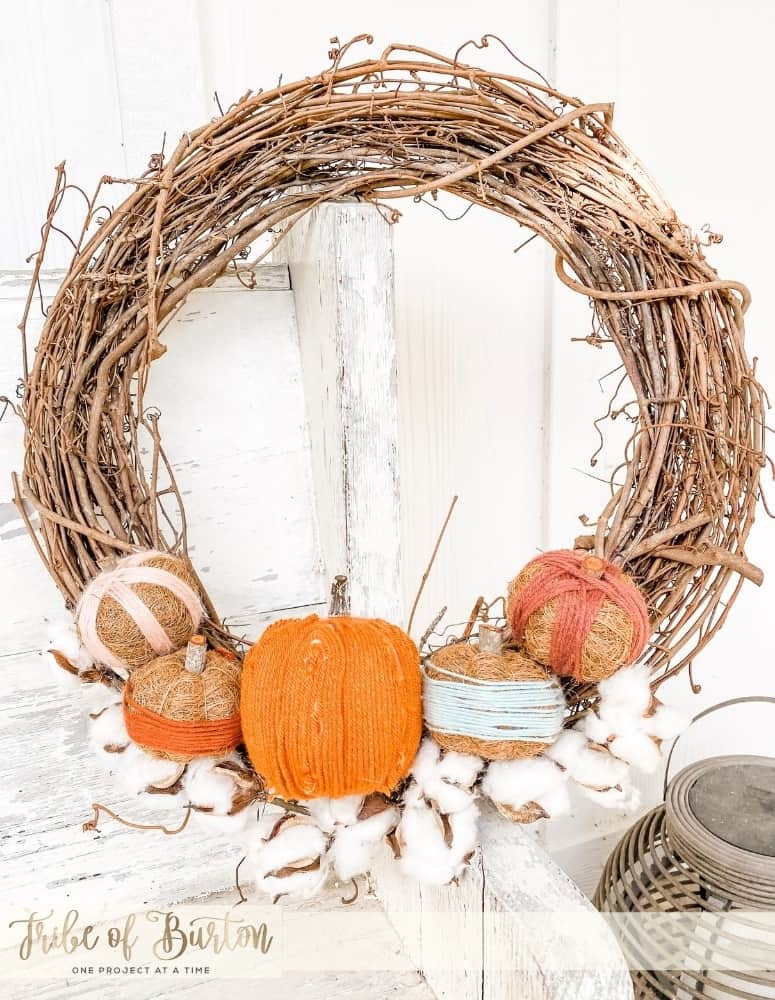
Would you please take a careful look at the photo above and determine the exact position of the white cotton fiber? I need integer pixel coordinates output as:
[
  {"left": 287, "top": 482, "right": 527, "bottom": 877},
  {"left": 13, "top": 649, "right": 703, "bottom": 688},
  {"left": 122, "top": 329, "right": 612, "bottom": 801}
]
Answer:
[
  {"left": 581, "top": 711, "right": 613, "bottom": 744},
  {"left": 597, "top": 664, "right": 652, "bottom": 714},
  {"left": 541, "top": 727, "right": 632, "bottom": 790},
  {"left": 409, "top": 737, "right": 482, "bottom": 814},
  {"left": 183, "top": 755, "right": 241, "bottom": 815},
  {"left": 545, "top": 729, "right": 588, "bottom": 770},
  {"left": 306, "top": 795, "right": 363, "bottom": 832},
  {"left": 609, "top": 732, "right": 662, "bottom": 774},
  {"left": 482, "top": 756, "right": 566, "bottom": 809},
  {"left": 252, "top": 822, "right": 328, "bottom": 873},
  {"left": 89, "top": 702, "right": 128, "bottom": 755},
  {"left": 447, "top": 802, "right": 479, "bottom": 866},
  {"left": 331, "top": 805, "right": 399, "bottom": 881},
  {"left": 536, "top": 781, "right": 571, "bottom": 819},
  {"left": 569, "top": 743, "right": 630, "bottom": 789},
  {"left": 409, "top": 738, "right": 442, "bottom": 786},
  {"left": 249, "top": 821, "right": 329, "bottom": 900},
  {"left": 397, "top": 797, "right": 479, "bottom": 886},
  {"left": 643, "top": 703, "right": 689, "bottom": 741},
  {"left": 47, "top": 624, "right": 94, "bottom": 671},
  {"left": 435, "top": 748, "right": 484, "bottom": 788},
  {"left": 251, "top": 804, "right": 288, "bottom": 842},
  {"left": 597, "top": 700, "right": 650, "bottom": 736},
  {"left": 116, "top": 742, "right": 184, "bottom": 795},
  {"left": 579, "top": 779, "right": 642, "bottom": 812}
]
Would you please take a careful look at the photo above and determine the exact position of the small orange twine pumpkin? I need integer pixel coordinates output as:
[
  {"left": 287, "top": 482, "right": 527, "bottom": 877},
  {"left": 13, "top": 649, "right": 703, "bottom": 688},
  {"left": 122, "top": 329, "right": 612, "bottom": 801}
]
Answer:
[
  {"left": 241, "top": 615, "right": 422, "bottom": 800},
  {"left": 123, "top": 637, "right": 242, "bottom": 762},
  {"left": 507, "top": 549, "right": 650, "bottom": 682}
]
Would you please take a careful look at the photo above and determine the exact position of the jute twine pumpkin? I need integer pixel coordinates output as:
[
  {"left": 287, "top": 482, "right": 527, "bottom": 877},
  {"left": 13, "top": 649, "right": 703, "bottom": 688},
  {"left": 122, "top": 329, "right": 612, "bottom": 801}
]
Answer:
[
  {"left": 241, "top": 614, "right": 422, "bottom": 800},
  {"left": 507, "top": 550, "right": 650, "bottom": 683},
  {"left": 123, "top": 636, "right": 242, "bottom": 762},
  {"left": 76, "top": 550, "right": 203, "bottom": 672},
  {"left": 424, "top": 625, "right": 566, "bottom": 760}
]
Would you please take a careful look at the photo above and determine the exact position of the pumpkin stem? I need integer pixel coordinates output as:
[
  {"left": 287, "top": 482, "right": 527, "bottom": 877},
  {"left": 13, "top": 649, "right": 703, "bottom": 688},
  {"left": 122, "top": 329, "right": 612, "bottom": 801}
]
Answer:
[
  {"left": 328, "top": 575, "right": 350, "bottom": 617},
  {"left": 184, "top": 633, "right": 207, "bottom": 673},
  {"left": 478, "top": 622, "right": 504, "bottom": 655}
]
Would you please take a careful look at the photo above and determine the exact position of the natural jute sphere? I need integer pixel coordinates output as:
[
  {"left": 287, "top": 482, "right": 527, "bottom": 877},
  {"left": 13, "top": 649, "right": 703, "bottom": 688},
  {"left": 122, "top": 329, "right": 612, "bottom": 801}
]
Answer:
[
  {"left": 507, "top": 550, "right": 650, "bottom": 682},
  {"left": 123, "top": 643, "right": 242, "bottom": 762},
  {"left": 424, "top": 642, "right": 565, "bottom": 760},
  {"left": 16, "top": 38, "right": 766, "bottom": 712},
  {"left": 76, "top": 550, "right": 203, "bottom": 672},
  {"left": 241, "top": 614, "right": 422, "bottom": 800}
]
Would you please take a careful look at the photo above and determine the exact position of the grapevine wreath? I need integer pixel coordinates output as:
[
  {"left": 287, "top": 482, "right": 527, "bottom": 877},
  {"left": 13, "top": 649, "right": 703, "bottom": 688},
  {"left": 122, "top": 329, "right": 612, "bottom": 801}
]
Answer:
[{"left": 11, "top": 37, "right": 768, "bottom": 898}]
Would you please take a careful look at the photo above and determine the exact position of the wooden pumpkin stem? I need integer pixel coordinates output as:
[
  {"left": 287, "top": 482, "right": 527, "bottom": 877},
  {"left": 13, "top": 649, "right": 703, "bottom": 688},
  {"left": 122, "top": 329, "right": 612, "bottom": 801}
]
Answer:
[
  {"left": 184, "top": 634, "right": 207, "bottom": 674},
  {"left": 478, "top": 623, "right": 505, "bottom": 655},
  {"left": 328, "top": 575, "right": 350, "bottom": 616},
  {"left": 582, "top": 555, "right": 606, "bottom": 579}
]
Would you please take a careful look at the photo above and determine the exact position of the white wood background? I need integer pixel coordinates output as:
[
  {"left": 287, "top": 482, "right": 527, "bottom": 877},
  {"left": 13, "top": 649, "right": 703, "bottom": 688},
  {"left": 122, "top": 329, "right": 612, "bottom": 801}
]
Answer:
[{"left": 1, "top": 0, "right": 775, "bottom": 956}]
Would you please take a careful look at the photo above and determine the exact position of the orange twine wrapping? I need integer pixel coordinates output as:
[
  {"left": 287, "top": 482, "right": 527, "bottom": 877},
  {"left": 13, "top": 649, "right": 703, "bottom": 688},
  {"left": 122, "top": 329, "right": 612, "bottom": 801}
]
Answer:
[
  {"left": 507, "top": 550, "right": 650, "bottom": 681},
  {"left": 123, "top": 689, "right": 242, "bottom": 758},
  {"left": 241, "top": 615, "right": 422, "bottom": 800}
]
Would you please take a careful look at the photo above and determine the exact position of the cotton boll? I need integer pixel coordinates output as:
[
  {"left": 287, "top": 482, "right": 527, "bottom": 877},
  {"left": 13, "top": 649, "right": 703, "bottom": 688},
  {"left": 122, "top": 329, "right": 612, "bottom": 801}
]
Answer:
[
  {"left": 581, "top": 712, "right": 613, "bottom": 744},
  {"left": 542, "top": 729, "right": 630, "bottom": 789},
  {"left": 544, "top": 729, "right": 587, "bottom": 770},
  {"left": 536, "top": 780, "right": 571, "bottom": 819},
  {"left": 482, "top": 756, "right": 566, "bottom": 809},
  {"left": 397, "top": 797, "right": 477, "bottom": 886},
  {"left": 305, "top": 798, "right": 337, "bottom": 832},
  {"left": 83, "top": 682, "right": 120, "bottom": 714},
  {"left": 408, "top": 738, "right": 482, "bottom": 814},
  {"left": 425, "top": 773, "right": 477, "bottom": 815},
  {"left": 328, "top": 795, "right": 364, "bottom": 826},
  {"left": 435, "top": 749, "right": 484, "bottom": 789},
  {"left": 116, "top": 742, "right": 185, "bottom": 796},
  {"left": 580, "top": 779, "right": 642, "bottom": 812},
  {"left": 306, "top": 795, "right": 364, "bottom": 832},
  {"left": 331, "top": 805, "right": 400, "bottom": 881},
  {"left": 644, "top": 703, "right": 690, "bottom": 741},
  {"left": 184, "top": 756, "right": 243, "bottom": 815},
  {"left": 249, "top": 818, "right": 330, "bottom": 900},
  {"left": 401, "top": 781, "right": 425, "bottom": 810},
  {"left": 570, "top": 743, "right": 630, "bottom": 789},
  {"left": 609, "top": 732, "right": 662, "bottom": 774},
  {"left": 89, "top": 702, "right": 129, "bottom": 756},
  {"left": 44, "top": 649, "right": 85, "bottom": 692},
  {"left": 597, "top": 664, "right": 652, "bottom": 714},
  {"left": 597, "top": 700, "right": 650, "bottom": 736},
  {"left": 251, "top": 804, "right": 288, "bottom": 841},
  {"left": 447, "top": 802, "right": 479, "bottom": 867},
  {"left": 396, "top": 817, "right": 457, "bottom": 885},
  {"left": 47, "top": 624, "right": 94, "bottom": 671},
  {"left": 409, "top": 737, "right": 442, "bottom": 787}
]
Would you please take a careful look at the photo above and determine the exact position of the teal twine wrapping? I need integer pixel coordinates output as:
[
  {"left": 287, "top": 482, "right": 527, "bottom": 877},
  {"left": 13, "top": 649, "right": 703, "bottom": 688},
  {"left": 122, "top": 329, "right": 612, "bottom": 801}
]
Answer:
[{"left": 422, "top": 661, "right": 566, "bottom": 742}]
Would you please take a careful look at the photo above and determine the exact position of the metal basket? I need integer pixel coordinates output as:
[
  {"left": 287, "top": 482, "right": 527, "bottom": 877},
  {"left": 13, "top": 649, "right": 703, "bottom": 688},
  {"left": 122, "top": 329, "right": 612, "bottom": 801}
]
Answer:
[{"left": 594, "top": 697, "right": 775, "bottom": 999}]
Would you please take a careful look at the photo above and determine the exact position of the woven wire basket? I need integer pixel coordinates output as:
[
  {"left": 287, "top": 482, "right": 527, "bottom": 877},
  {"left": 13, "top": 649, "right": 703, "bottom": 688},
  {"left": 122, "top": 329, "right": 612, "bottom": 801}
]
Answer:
[{"left": 594, "top": 698, "right": 775, "bottom": 999}]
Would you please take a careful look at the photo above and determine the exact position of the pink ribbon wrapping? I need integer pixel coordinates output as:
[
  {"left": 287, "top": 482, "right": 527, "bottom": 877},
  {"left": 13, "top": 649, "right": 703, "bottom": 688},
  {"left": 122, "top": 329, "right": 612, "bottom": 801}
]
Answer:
[{"left": 76, "top": 551, "right": 203, "bottom": 671}]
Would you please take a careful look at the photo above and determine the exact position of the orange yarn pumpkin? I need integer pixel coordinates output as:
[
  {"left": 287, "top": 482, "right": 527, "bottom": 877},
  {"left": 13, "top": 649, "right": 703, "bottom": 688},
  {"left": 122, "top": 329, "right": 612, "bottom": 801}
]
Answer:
[
  {"left": 241, "top": 615, "right": 422, "bottom": 800},
  {"left": 507, "top": 549, "right": 650, "bottom": 682}
]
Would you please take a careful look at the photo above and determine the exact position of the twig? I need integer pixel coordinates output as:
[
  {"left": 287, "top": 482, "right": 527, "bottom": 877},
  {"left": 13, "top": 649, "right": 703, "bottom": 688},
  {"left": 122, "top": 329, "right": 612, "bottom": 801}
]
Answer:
[
  {"left": 82, "top": 803, "right": 193, "bottom": 835},
  {"left": 407, "top": 495, "right": 458, "bottom": 636}
]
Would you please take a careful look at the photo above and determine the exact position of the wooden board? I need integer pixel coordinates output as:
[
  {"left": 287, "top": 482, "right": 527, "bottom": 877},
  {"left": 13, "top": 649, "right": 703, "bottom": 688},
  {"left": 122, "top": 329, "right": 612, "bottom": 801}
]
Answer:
[{"left": 0, "top": 266, "right": 325, "bottom": 911}]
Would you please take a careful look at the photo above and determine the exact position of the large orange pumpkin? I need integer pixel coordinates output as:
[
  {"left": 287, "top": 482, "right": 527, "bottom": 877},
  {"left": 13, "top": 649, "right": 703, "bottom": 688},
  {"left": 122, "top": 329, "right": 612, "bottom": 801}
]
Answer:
[{"left": 241, "top": 615, "right": 422, "bottom": 800}]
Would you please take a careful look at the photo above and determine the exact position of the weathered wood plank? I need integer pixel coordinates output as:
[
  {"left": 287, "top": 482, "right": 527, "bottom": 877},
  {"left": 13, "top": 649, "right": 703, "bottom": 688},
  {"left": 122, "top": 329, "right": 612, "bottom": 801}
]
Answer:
[{"left": 277, "top": 203, "right": 402, "bottom": 622}]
